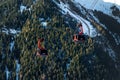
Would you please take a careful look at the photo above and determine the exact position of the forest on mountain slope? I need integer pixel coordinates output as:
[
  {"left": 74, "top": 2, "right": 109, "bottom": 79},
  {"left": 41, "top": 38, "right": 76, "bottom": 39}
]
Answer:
[{"left": 0, "top": 0, "right": 119, "bottom": 80}]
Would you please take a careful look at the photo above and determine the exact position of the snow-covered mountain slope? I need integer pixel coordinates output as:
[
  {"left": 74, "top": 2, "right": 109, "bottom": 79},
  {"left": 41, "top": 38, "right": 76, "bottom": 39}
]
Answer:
[
  {"left": 53, "top": 0, "right": 97, "bottom": 37},
  {"left": 74, "top": 0, "right": 120, "bottom": 10},
  {"left": 74, "top": 0, "right": 120, "bottom": 22},
  {"left": 53, "top": 0, "right": 120, "bottom": 74}
]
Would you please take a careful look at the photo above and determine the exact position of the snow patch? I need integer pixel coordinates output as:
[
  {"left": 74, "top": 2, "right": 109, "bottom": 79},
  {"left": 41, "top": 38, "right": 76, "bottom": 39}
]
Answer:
[
  {"left": 113, "top": 33, "right": 120, "bottom": 45},
  {"left": 66, "top": 63, "right": 70, "bottom": 70},
  {"left": 88, "top": 60, "right": 92, "bottom": 64},
  {"left": 10, "top": 29, "right": 20, "bottom": 34},
  {"left": 2, "top": 28, "right": 9, "bottom": 34},
  {"left": 2, "top": 28, "right": 20, "bottom": 35},
  {"left": 5, "top": 66, "right": 10, "bottom": 80},
  {"left": 16, "top": 60, "right": 20, "bottom": 80},
  {"left": 109, "top": 31, "right": 120, "bottom": 45},
  {"left": 104, "top": 45, "right": 116, "bottom": 61},
  {"left": 20, "top": 5, "right": 27, "bottom": 13},
  {"left": 41, "top": 22, "right": 47, "bottom": 27},
  {"left": 64, "top": 73, "right": 67, "bottom": 80},
  {"left": 39, "top": 18, "right": 45, "bottom": 21},
  {"left": 80, "top": 18, "right": 97, "bottom": 37},
  {"left": 10, "top": 41, "right": 14, "bottom": 52},
  {"left": 103, "top": 0, "right": 120, "bottom": 5}
]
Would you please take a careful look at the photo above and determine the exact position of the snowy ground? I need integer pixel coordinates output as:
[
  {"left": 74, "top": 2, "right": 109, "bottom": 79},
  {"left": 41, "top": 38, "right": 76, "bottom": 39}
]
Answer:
[
  {"left": 10, "top": 41, "right": 15, "bottom": 52},
  {"left": 16, "top": 60, "right": 20, "bottom": 80},
  {"left": 109, "top": 31, "right": 120, "bottom": 45},
  {"left": 104, "top": 44, "right": 116, "bottom": 61},
  {"left": 20, "top": 4, "right": 31, "bottom": 13},
  {"left": 5, "top": 66, "right": 10, "bottom": 80},
  {"left": 74, "top": 0, "right": 120, "bottom": 10},
  {"left": 2, "top": 27, "right": 20, "bottom": 35},
  {"left": 73, "top": 0, "right": 120, "bottom": 23},
  {"left": 20, "top": 5, "right": 27, "bottom": 13}
]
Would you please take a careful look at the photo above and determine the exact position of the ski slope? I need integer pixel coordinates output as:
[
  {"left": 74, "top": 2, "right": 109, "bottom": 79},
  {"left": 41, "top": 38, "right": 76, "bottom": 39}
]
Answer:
[
  {"left": 74, "top": 0, "right": 120, "bottom": 10},
  {"left": 73, "top": 0, "right": 120, "bottom": 22}
]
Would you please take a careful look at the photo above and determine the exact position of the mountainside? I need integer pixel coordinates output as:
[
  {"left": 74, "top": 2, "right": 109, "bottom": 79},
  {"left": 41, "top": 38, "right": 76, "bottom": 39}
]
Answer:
[
  {"left": 0, "top": 0, "right": 120, "bottom": 80},
  {"left": 74, "top": 0, "right": 120, "bottom": 22},
  {"left": 54, "top": 0, "right": 120, "bottom": 79}
]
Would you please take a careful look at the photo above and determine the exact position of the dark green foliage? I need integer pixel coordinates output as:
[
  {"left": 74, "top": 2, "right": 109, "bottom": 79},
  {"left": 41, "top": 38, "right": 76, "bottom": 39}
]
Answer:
[
  {"left": 13, "top": 1, "right": 105, "bottom": 79},
  {"left": 93, "top": 10, "right": 120, "bottom": 56},
  {"left": 110, "top": 5, "right": 120, "bottom": 17},
  {"left": 0, "top": 0, "right": 114, "bottom": 80},
  {"left": 0, "top": 0, "right": 30, "bottom": 29},
  {"left": 0, "top": 33, "right": 16, "bottom": 79},
  {"left": 94, "top": 10, "right": 120, "bottom": 34}
]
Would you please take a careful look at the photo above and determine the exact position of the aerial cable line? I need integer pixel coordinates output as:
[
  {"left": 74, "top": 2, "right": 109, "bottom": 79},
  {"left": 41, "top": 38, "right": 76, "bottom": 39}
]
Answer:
[
  {"left": 90, "top": 0, "right": 99, "bottom": 10},
  {"left": 75, "top": 0, "right": 99, "bottom": 36},
  {"left": 77, "top": 0, "right": 99, "bottom": 37}
]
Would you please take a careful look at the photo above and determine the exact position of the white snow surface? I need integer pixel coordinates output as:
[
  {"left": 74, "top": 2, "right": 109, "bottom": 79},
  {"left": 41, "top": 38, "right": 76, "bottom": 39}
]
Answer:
[
  {"left": 20, "top": 5, "right": 27, "bottom": 13},
  {"left": 53, "top": 0, "right": 97, "bottom": 37},
  {"left": 39, "top": 18, "right": 45, "bottom": 21},
  {"left": 41, "top": 22, "right": 47, "bottom": 27},
  {"left": 5, "top": 66, "right": 10, "bottom": 80},
  {"left": 10, "top": 41, "right": 15, "bottom": 52},
  {"left": 104, "top": 0, "right": 120, "bottom": 5},
  {"left": 104, "top": 45, "right": 116, "bottom": 61},
  {"left": 74, "top": 0, "right": 120, "bottom": 22},
  {"left": 2, "top": 28, "right": 20, "bottom": 35},
  {"left": 10, "top": 29, "right": 20, "bottom": 34},
  {"left": 66, "top": 63, "right": 70, "bottom": 70},
  {"left": 16, "top": 60, "right": 20, "bottom": 73},
  {"left": 109, "top": 31, "right": 120, "bottom": 45},
  {"left": 74, "top": 0, "right": 120, "bottom": 10},
  {"left": 16, "top": 60, "right": 20, "bottom": 80}
]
